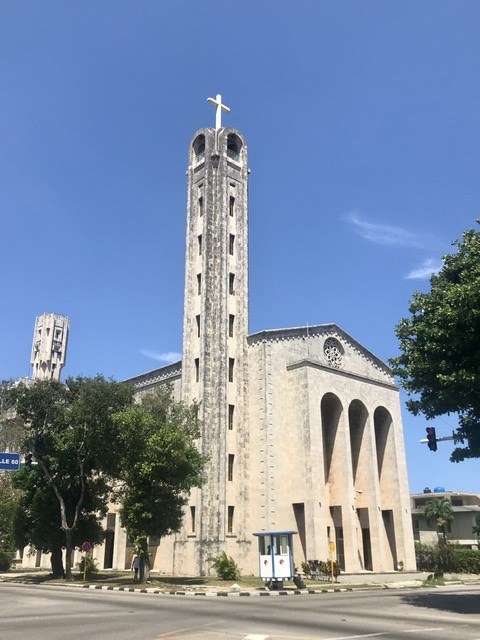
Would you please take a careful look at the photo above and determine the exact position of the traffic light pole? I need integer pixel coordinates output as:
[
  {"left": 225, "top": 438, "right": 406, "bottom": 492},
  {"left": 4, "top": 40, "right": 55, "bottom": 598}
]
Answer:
[{"left": 419, "top": 434, "right": 455, "bottom": 444}]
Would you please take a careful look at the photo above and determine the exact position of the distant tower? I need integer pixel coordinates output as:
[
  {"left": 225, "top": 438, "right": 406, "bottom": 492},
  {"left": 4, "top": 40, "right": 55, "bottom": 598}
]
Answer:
[
  {"left": 179, "top": 95, "right": 250, "bottom": 573},
  {"left": 31, "top": 313, "right": 69, "bottom": 382}
]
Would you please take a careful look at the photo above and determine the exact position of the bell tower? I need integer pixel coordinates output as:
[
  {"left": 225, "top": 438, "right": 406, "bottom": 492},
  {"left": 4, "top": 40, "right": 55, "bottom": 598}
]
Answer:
[
  {"left": 179, "top": 95, "right": 250, "bottom": 573},
  {"left": 31, "top": 313, "right": 69, "bottom": 382}
]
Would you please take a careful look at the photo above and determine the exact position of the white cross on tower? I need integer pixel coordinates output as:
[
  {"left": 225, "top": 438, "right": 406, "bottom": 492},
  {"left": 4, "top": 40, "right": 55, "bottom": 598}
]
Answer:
[{"left": 207, "top": 93, "right": 230, "bottom": 130}]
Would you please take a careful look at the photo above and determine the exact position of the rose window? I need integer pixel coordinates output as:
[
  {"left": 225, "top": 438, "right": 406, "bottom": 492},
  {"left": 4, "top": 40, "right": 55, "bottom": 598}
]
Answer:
[{"left": 324, "top": 338, "right": 343, "bottom": 369}]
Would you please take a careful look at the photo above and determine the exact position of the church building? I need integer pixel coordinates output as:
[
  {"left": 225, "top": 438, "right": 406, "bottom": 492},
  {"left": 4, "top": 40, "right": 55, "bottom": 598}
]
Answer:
[{"left": 110, "top": 95, "right": 416, "bottom": 577}]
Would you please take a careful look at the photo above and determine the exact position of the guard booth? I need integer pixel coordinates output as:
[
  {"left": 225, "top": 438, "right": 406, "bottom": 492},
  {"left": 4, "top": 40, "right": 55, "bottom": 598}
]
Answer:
[{"left": 253, "top": 530, "right": 299, "bottom": 589}]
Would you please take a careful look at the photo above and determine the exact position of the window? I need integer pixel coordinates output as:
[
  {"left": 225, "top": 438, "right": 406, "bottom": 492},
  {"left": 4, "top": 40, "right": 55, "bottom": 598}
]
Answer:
[
  {"left": 228, "top": 358, "right": 234, "bottom": 382},
  {"left": 198, "top": 235, "right": 202, "bottom": 255},
  {"left": 229, "top": 234, "right": 235, "bottom": 256},
  {"left": 198, "top": 196, "right": 204, "bottom": 217},
  {"left": 228, "top": 404, "right": 234, "bottom": 430},
  {"left": 195, "top": 358, "right": 200, "bottom": 382},
  {"left": 229, "top": 196, "right": 235, "bottom": 217},
  {"left": 229, "top": 314, "right": 234, "bottom": 337},
  {"left": 229, "top": 273, "right": 235, "bottom": 295},
  {"left": 227, "top": 506, "right": 234, "bottom": 533},
  {"left": 228, "top": 454, "right": 234, "bottom": 481},
  {"left": 197, "top": 273, "right": 201, "bottom": 295},
  {"left": 196, "top": 315, "right": 200, "bottom": 337},
  {"left": 190, "top": 506, "right": 196, "bottom": 533},
  {"left": 227, "top": 134, "right": 242, "bottom": 161},
  {"left": 193, "top": 134, "right": 205, "bottom": 162}
]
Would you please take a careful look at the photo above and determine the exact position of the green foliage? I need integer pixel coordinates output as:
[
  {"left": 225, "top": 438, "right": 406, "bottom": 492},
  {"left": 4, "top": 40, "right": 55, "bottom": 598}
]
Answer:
[
  {"left": 473, "top": 514, "right": 480, "bottom": 542},
  {"left": 390, "top": 224, "right": 480, "bottom": 461},
  {"left": 113, "top": 386, "right": 206, "bottom": 544},
  {"left": 423, "top": 498, "right": 454, "bottom": 541},
  {"left": 416, "top": 541, "right": 480, "bottom": 575},
  {"left": 0, "top": 550, "right": 14, "bottom": 571},
  {"left": 301, "top": 559, "right": 341, "bottom": 579},
  {"left": 8, "top": 376, "right": 134, "bottom": 579},
  {"left": 209, "top": 551, "right": 241, "bottom": 580},
  {"left": 451, "top": 548, "right": 480, "bottom": 573},
  {"left": 78, "top": 554, "right": 98, "bottom": 577},
  {"left": 0, "top": 475, "right": 22, "bottom": 552}
]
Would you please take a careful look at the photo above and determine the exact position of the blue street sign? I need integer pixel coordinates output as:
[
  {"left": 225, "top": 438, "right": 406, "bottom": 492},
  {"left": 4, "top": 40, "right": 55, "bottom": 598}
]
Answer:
[{"left": 0, "top": 452, "right": 21, "bottom": 471}]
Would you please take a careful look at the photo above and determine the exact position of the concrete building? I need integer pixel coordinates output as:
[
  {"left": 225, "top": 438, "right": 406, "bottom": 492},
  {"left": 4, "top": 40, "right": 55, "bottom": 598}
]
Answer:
[
  {"left": 116, "top": 95, "right": 416, "bottom": 576},
  {"left": 411, "top": 490, "right": 480, "bottom": 548},
  {"left": 31, "top": 313, "right": 69, "bottom": 382}
]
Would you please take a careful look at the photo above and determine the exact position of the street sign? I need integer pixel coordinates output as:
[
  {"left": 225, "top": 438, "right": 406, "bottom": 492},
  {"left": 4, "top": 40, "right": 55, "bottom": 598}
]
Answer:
[{"left": 0, "top": 452, "right": 21, "bottom": 471}]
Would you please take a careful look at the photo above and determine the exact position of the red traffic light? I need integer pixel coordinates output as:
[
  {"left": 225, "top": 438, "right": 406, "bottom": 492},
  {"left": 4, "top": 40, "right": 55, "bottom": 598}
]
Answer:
[{"left": 426, "top": 427, "right": 437, "bottom": 452}]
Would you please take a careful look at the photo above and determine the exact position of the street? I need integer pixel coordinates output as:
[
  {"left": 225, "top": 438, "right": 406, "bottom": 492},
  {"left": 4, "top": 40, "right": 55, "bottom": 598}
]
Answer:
[{"left": 1, "top": 582, "right": 480, "bottom": 639}]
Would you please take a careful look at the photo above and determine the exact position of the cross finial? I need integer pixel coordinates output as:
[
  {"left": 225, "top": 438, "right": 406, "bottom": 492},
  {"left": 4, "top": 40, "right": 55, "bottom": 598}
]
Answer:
[{"left": 207, "top": 93, "right": 230, "bottom": 130}]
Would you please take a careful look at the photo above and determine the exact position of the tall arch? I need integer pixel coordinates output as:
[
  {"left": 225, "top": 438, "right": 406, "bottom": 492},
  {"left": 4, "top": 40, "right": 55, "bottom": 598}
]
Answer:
[
  {"left": 348, "top": 400, "right": 368, "bottom": 484},
  {"left": 321, "top": 393, "right": 343, "bottom": 486},
  {"left": 374, "top": 406, "right": 393, "bottom": 481}
]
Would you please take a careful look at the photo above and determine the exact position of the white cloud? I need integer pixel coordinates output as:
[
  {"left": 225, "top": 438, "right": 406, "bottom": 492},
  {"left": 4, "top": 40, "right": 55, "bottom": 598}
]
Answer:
[
  {"left": 406, "top": 258, "right": 442, "bottom": 280},
  {"left": 140, "top": 349, "right": 181, "bottom": 363},
  {"left": 345, "top": 212, "right": 425, "bottom": 248}
]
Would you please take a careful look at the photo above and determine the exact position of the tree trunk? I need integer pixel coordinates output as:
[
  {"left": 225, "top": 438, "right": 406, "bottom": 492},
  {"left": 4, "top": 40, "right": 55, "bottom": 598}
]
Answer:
[
  {"left": 139, "top": 537, "right": 150, "bottom": 584},
  {"left": 50, "top": 542, "right": 65, "bottom": 578},
  {"left": 64, "top": 529, "right": 74, "bottom": 580}
]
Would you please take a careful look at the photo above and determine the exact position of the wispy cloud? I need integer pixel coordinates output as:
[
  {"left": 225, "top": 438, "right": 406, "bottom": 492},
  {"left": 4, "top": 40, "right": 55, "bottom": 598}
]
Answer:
[
  {"left": 406, "top": 258, "right": 442, "bottom": 280},
  {"left": 345, "top": 212, "right": 425, "bottom": 248},
  {"left": 140, "top": 349, "right": 181, "bottom": 363}
]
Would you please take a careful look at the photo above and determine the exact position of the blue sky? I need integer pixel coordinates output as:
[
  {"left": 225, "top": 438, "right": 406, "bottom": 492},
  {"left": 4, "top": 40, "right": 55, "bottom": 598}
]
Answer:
[{"left": 1, "top": 1, "right": 479, "bottom": 493}]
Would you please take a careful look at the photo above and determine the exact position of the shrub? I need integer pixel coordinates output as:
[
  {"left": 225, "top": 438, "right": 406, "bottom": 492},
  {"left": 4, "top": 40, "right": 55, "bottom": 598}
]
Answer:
[
  {"left": 209, "top": 551, "right": 241, "bottom": 580},
  {"left": 78, "top": 555, "right": 98, "bottom": 577},
  {"left": 450, "top": 548, "right": 480, "bottom": 574},
  {"left": 301, "top": 559, "right": 340, "bottom": 579},
  {"left": 0, "top": 550, "right": 13, "bottom": 571},
  {"left": 415, "top": 541, "right": 480, "bottom": 576}
]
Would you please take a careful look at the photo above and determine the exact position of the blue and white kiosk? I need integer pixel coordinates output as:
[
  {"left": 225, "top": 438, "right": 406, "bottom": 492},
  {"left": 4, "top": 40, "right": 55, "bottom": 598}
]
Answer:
[{"left": 253, "top": 530, "right": 299, "bottom": 589}]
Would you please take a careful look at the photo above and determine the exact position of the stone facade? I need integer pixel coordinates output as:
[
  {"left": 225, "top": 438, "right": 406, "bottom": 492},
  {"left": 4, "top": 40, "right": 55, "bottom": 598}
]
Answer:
[
  {"left": 115, "top": 112, "right": 416, "bottom": 577},
  {"left": 30, "top": 313, "right": 69, "bottom": 382}
]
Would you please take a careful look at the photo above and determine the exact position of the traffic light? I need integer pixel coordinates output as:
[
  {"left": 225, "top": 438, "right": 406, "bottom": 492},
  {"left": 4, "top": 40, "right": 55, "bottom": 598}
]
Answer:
[
  {"left": 24, "top": 453, "right": 33, "bottom": 468},
  {"left": 426, "top": 427, "right": 437, "bottom": 452}
]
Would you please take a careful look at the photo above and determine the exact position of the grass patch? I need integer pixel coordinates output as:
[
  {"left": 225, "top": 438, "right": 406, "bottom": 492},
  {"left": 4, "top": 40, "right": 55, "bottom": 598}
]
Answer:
[{"left": 422, "top": 575, "right": 445, "bottom": 587}]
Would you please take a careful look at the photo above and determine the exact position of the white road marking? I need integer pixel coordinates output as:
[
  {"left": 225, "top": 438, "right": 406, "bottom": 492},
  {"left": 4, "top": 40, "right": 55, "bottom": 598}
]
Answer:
[{"left": 322, "top": 628, "right": 444, "bottom": 640}]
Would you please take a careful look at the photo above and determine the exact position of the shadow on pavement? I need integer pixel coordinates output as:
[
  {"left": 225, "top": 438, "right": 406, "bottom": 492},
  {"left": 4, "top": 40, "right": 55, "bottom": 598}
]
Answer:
[{"left": 402, "top": 591, "right": 480, "bottom": 615}]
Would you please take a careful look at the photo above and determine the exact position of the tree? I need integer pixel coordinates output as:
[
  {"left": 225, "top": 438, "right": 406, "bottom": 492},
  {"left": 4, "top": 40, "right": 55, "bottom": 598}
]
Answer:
[
  {"left": 0, "top": 475, "right": 22, "bottom": 554},
  {"left": 0, "top": 381, "right": 25, "bottom": 557},
  {"left": 424, "top": 498, "right": 454, "bottom": 541},
  {"left": 8, "top": 376, "right": 134, "bottom": 579},
  {"left": 473, "top": 514, "right": 480, "bottom": 546},
  {"left": 12, "top": 463, "right": 107, "bottom": 577},
  {"left": 390, "top": 225, "right": 480, "bottom": 462},
  {"left": 112, "top": 386, "right": 206, "bottom": 582}
]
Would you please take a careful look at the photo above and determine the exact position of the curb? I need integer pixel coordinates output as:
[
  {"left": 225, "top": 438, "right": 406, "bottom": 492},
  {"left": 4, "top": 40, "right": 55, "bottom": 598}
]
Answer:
[{"left": 76, "top": 583, "right": 357, "bottom": 597}]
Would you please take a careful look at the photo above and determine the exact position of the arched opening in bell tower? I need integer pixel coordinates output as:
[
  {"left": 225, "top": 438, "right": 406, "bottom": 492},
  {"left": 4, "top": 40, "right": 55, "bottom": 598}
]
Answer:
[
  {"left": 192, "top": 134, "right": 205, "bottom": 162},
  {"left": 227, "top": 134, "right": 242, "bottom": 162}
]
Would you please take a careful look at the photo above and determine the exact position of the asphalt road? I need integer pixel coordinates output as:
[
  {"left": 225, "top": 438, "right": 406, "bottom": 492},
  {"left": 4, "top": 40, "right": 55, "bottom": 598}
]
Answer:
[{"left": 1, "top": 582, "right": 480, "bottom": 640}]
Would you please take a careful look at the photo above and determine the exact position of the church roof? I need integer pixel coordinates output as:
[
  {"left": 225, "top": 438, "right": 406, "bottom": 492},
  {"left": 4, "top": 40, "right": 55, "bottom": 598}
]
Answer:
[{"left": 247, "top": 323, "right": 391, "bottom": 374}]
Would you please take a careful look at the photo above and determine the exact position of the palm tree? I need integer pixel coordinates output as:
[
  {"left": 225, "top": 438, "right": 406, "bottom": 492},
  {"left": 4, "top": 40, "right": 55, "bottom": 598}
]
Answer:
[
  {"left": 473, "top": 514, "right": 480, "bottom": 547},
  {"left": 424, "top": 498, "right": 454, "bottom": 541}
]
